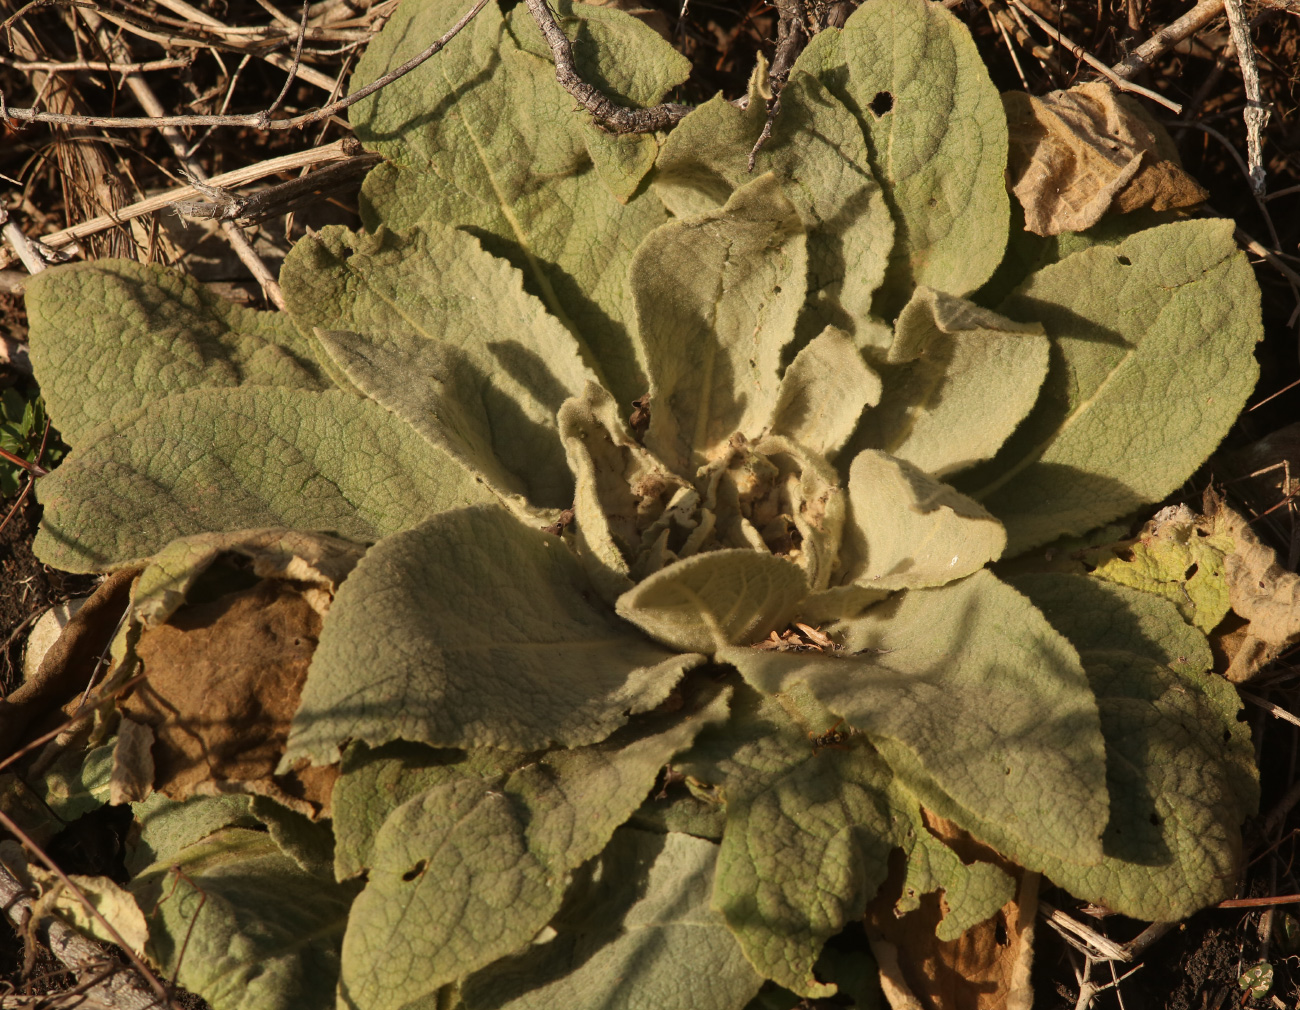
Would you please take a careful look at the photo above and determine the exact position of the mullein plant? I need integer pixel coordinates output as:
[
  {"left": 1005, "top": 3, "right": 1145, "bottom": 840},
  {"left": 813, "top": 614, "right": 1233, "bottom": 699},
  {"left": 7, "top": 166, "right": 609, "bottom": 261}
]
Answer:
[{"left": 19, "top": 0, "right": 1261, "bottom": 1006}]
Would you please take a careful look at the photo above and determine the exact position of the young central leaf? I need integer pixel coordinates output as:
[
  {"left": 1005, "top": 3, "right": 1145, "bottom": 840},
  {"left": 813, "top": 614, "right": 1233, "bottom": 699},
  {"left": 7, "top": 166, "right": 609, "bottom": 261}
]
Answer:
[{"left": 634, "top": 173, "right": 807, "bottom": 473}]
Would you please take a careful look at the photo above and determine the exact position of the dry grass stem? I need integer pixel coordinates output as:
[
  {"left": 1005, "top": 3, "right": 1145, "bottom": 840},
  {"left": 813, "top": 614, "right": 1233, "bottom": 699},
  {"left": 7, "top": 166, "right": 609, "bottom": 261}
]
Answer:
[{"left": 1006, "top": 0, "right": 1183, "bottom": 111}]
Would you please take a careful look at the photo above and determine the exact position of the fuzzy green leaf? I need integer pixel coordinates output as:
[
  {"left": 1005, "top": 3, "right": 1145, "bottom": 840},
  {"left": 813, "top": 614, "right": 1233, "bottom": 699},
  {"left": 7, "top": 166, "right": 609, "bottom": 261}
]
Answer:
[
  {"left": 25, "top": 260, "right": 327, "bottom": 446},
  {"left": 617, "top": 550, "right": 809, "bottom": 654},
  {"left": 286, "top": 506, "right": 701, "bottom": 764},
  {"left": 959, "top": 219, "right": 1262, "bottom": 555},
  {"left": 634, "top": 174, "right": 807, "bottom": 471},
  {"left": 654, "top": 69, "right": 894, "bottom": 343},
  {"left": 283, "top": 225, "right": 598, "bottom": 510},
  {"left": 34, "top": 388, "right": 493, "bottom": 572},
  {"left": 840, "top": 450, "right": 1005, "bottom": 590},
  {"left": 461, "top": 829, "right": 764, "bottom": 1010},
  {"left": 130, "top": 828, "right": 356, "bottom": 1010},
  {"left": 337, "top": 689, "right": 731, "bottom": 1010},
  {"left": 681, "top": 693, "right": 899, "bottom": 998},
  {"left": 723, "top": 570, "right": 1108, "bottom": 870},
  {"left": 794, "top": 0, "right": 1009, "bottom": 311},
  {"left": 771, "top": 327, "right": 882, "bottom": 459},
  {"left": 848, "top": 287, "right": 1049, "bottom": 477},
  {"left": 351, "top": 0, "right": 667, "bottom": 403},
  {"left": 1009, "top": 574, "right": 1258, "bottom": 919}
]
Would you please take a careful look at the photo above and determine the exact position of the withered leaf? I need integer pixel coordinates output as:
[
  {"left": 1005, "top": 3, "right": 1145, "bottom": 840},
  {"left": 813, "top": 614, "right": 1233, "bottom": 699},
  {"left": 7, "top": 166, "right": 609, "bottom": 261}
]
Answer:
[
  {"left": 867, "top": 813, "right": 1036, "bottom": 1010},
  {"left": 1202, "top": 490, "right": 1300, "bottom": 682},
  {"left": 1004, "top": 82, "right": 1207, "bottom": 236},
  {"left": 124, "top": 578, "right": 332, "bottom": 815}
]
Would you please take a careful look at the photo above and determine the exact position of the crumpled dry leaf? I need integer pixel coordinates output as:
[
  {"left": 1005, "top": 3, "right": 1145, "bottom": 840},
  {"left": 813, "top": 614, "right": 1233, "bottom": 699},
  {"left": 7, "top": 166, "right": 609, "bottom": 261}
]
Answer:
[
  {"left": 0, "top": 568, "right": 137, "bottom": 762},
  {"left": 867, "top": 813, "right": 1037, "bottom": 1010},
  {"left": 122, "top": 577, "right": 336, "bottom": 816},
  {"left": 1202, "top": 490, "right": 1300, "bottom": 682},
  {"left": 110, "top": 716, "right": 155, "bottom": 806},
  {"left": 1005, "top": 81, "right": 1207, "bottom": 236}
]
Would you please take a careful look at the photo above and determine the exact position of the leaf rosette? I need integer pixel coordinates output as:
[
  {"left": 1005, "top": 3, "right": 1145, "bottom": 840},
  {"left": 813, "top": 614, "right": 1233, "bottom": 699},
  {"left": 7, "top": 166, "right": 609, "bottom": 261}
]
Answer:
[{"left": 21, "top": 0, "right": 1261, "bottom": 1007}]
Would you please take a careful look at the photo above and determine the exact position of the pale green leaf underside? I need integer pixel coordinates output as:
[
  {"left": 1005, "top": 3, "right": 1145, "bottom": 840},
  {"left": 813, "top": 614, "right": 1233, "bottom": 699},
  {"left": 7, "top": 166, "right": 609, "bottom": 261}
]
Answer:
[
  {"left": 351, "top": 0, "right": 665, "bottom": 403},
  {"left": 337, "top": 690, "right": 731, "bottom": 1010},
  {"left": 841, "top": 450, "right": 1005, "bottom": 590},
  {"left": 635, "top": 173, "right": 807, "bottom": 471},
  {"left": 654, "top": 69, "right": 894, "bottom": 344},
  {"left": 1009, "top": 574, "right": 1258, "bottom": 920},
  {"left": 771, "top": 326, "right": 882, "bottom": 459},
  {"left": 25, "top": 260, "right": 327, "bottom": 447},
  {"left": 722, "top": 570, "right": 1108, "bottom": 869},
  {"left": 794, "top": 0, "right": 1009, "bottom": 311},
  {"left": 462, "top": 830, "right": 764, "bottom": 1010},
  {"left": 849, "top": 286, "right": 1049, "bottom": 477},
  {"left": 34, "top": 388, "right": 492, "bottom": 572},
  {"left": 130, "top": 828, "right": 354, "bottom": 1010},
  {"left": 286, "top": 506, "right": 701, "bottom": 764},
  {"left": 960, "top": 219, "right": 1262, "bottom": 555},
  {"left": 617, "top": 549, "right": 809, "bottom": 654}
]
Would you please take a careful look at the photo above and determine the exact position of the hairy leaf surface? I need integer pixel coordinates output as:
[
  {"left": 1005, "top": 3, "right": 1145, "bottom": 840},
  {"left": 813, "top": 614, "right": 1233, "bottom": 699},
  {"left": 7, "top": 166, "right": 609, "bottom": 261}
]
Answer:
[
  {"left": 634, "top": 174, "right": 807, "bottom": 471},
  {"left": 26, "top": 261, "right": 327, "bottom": 446},
  {"left": 462, "top": 829, "right": 764, "bottom": 1010},
  {"left": 960, "top": 219, "right": 1262, "bottom": 554},
  {"left": 130, "top": 828, "right": 355, "bottom": 1010},
  {"left": 794, "top": 0, "right": 1009, "bottom": 310},
  {"left": 286, "top": 506, "right": 701, "bottom": 764},
  {"left": 1009, "top": 574, "right": 1258, "bottom": 918},
  {"left": 351, "top": 0, "right": 673, "bottom": 402},
  {"left": 337, "top": 689, "right": 730, "bottom": 1010},
  {"left": 723, "top": 570, "right": 1108, "bottom": 869},
  {"left": 35, "top": 388, "right": 492, "bottom": 571}
]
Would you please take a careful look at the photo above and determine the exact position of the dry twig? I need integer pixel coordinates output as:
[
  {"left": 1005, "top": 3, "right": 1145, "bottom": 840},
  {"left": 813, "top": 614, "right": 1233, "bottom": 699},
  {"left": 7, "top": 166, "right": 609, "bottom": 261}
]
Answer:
[
  {"left": 522, "top": 0, "right": 690, "bottom": 133},
  {"left": 1111, "top": 0, "right": 1226, "bottom": 79},
  {"left": 1222, "top": 0, "right": 1271, "bottom": 194}
]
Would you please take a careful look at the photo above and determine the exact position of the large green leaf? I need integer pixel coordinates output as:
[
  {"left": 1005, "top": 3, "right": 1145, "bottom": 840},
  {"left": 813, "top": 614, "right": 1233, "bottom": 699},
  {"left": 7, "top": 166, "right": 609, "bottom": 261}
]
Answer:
[
  {"left": 336, "top": 689, "right": 731, "bottom": 1010},
  {"left": 617, "top": 550, "right": 808, "bottom": 654},
  {"left": 283, "top": 225, "right": 597, "bottom": 511},
  {"left": 285, "top": 506, "right": 701, "bottom": 764},
  {"left": 848, "top": 287, "right": 1049, "bottom": 477},
  {"left": 351, "top": 0, "right": 668, "bottom": 403},
  {"left": 130, "top": 828, "right": 356, "bottom": 1010},
  {"left": 1009, "top": 574, "right": 1258, "bottom": 919},
  {"left": 634, "top": 174, "right": 807, "bottom": 472},
  {"left": 794, "top": 0, "right": 1009, "bottom": 312},
  {"left": 680, "top": 693, "right": 899, "bottom": 998},
  {"left": 721, "top": 570, "right": 1108, "bottom": 870},
  {"left": 839, "top": 450, "right": 1005, "bottom": 590},
  {"left": 34, "top": 388, "right": 492, "bottom": 571},
  {"left": 654, "top": 68, "right": 894, "bottom": 344},
  {"left": 958, "top": 219, "right": 1262, "bottom": 555},
  {"left": 25, "top": 260, "right": 328, "bottom": 446},
  {"left": 462, "top": 829, "right": 764, "bottom": 1010}
]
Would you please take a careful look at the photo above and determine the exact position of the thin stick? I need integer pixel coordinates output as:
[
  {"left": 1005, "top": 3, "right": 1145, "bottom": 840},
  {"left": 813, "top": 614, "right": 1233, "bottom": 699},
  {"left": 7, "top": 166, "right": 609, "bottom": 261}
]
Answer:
[
  {"left": 0, "top": 140, "right": 366, "bottom": 268},
  {"left": 0, "top": 54, "right": 193, "bottom": 72},
  {"left": 267, "top": 0, "right": 313, "bottom": 117},
  {"left": 1111, "top": 0, "right": 1225, "bottom": 80},
  {"left": 1241, "top": 690, "right": 1300, "bottom": 729},
  {"left": 3, "top": 0, "right": 492, "bottom": 132},
  {"left": 1006, "top": 0, "right": 1183, "bottom": 112},
  {"left": 1222, "top": 0, "right": 1270, "bottom": 195},
  {"left": 0, "top": 207, "right": 48, "bottom": 274},
  {"left": 1218, "top": 894, "right": 1300, "bottom": 908},
  {"left": 523, "top": 0, "right": 690, "bottom": 133}
]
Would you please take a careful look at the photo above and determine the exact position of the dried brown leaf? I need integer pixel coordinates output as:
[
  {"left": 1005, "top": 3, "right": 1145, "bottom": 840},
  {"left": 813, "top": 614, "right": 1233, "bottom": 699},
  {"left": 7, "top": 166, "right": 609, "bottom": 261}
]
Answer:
[
  {"left": 109, "top": 716, "right": 155, "bottom": 806},
  {"left": 0, "top": 568, "right": 138, "bottom": 762},
  {"left": 122, "top": 578, "right": 331, "bottom": 815},
  {"left": 867, "top": 814, "right": 1037, "bottom": 1010},
  {"left": 1004, "top": 82, "right": 1207, "bottom": 236},
  {"left": 1202, "top": 490, "right": 1300, "bottom": 682}
]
